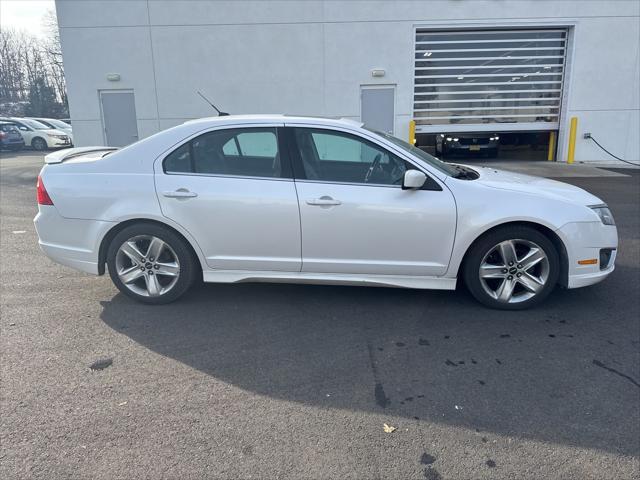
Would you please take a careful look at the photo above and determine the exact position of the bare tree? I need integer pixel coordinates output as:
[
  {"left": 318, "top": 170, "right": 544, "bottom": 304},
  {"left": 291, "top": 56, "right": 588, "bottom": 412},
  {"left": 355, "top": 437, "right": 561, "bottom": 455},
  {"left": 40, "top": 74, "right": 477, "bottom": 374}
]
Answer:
[{"left": 0, "top": 9, "right": 68, "bottom": 117}]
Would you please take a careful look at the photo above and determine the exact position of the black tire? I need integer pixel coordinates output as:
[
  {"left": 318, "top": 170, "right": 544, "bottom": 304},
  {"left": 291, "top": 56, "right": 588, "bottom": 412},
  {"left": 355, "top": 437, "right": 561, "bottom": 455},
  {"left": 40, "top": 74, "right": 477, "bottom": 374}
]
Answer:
[
  {"left": 463, "top": 226, "right": 560, "bottom": 310},
  {"left": 107, "top": 223, "right": 198, "bottom": 304},
  {"left": 31, "top": 137, "right": 47, "bottom": 151}
]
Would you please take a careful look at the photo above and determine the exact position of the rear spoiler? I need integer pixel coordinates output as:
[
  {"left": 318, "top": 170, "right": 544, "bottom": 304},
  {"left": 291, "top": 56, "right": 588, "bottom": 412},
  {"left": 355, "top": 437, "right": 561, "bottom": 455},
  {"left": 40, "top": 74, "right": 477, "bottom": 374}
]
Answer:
[{"left": 44, "top": 146, "right": 118, "bottom": 164}]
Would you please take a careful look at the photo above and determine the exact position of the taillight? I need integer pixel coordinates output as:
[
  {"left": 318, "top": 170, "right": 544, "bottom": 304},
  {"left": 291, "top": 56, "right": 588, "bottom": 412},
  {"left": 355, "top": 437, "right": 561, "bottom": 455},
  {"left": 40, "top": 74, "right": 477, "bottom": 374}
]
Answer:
[
  {"left": 36, "top": 175, "right": 54, "bottom": 205},
  {"left": 0, "top": 131, "right": 6, "bottom": 139}
]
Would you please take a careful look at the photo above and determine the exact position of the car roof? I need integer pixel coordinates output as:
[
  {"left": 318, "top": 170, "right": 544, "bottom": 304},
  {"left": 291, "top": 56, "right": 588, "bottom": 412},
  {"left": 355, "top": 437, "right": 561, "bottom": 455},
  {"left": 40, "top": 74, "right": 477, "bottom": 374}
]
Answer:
[{"left": 183, "top": 114, "right": 364, "bottom": 129}]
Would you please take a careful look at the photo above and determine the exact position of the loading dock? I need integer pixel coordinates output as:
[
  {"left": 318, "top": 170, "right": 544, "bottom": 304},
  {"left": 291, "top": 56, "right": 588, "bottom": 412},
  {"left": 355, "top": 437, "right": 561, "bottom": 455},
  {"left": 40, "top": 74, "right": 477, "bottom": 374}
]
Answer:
[{"left": 413, "top": 27, "right": 568, "bottom": 162}]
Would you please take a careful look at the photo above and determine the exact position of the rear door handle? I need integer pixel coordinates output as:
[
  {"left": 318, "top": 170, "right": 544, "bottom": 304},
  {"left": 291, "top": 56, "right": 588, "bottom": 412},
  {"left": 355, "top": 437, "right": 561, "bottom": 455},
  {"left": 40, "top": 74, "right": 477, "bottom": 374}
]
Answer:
[
  {"left": 306, "top": 196, "right": 341, "bottom": 206},
  {"left": 162, "top": 189, "right": 198, "bottom": 198}
]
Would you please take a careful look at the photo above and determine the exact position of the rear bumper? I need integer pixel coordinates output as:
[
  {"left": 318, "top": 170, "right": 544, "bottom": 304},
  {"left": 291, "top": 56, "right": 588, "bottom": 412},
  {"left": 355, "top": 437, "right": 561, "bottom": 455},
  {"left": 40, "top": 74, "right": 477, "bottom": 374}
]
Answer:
[
  {"left": 1, "top": 139, "right": 25, "bottom": 148},
  {"left": 34, "top": 205, "right": 113, "bottom": 275},
  {"left": 557, "top": 221, "right": 618, "bottom": 289}
]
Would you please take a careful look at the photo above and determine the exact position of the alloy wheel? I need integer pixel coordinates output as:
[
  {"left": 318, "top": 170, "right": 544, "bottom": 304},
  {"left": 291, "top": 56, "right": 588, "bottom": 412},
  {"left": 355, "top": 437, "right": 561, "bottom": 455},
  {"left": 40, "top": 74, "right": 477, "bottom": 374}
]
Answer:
[
  {"left": 478, "top": 239, "right": 550, "bottom": 304},
  {"left": 115, "top": 235, "right": 180, "bottom": 297}
]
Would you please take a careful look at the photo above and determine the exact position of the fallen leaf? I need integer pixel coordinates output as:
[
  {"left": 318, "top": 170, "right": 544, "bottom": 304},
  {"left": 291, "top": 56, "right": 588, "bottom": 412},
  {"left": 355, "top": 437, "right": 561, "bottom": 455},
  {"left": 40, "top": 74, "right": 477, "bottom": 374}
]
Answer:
[{"left": 383, "top": 423, "right": 397, "bottom": 433}]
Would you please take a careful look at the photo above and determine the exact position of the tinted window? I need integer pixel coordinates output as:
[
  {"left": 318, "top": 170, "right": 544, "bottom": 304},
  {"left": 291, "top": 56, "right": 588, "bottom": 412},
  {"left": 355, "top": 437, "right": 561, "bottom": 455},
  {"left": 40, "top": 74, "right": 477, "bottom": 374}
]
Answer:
[
  {"left": 164, "top": 127, "right": 283, "bottom": 178},
  {"left": 0, "top": 124, "right": 19, "bottom": 133},
  {"left": 366, "top": 127, "right": 459, "bottom": 177},
  {"left": 21, "top": 119, "right": 49, "bottom": 130},
  {"left": 293, "top": 128, "right": 409, "bottom": 186}
]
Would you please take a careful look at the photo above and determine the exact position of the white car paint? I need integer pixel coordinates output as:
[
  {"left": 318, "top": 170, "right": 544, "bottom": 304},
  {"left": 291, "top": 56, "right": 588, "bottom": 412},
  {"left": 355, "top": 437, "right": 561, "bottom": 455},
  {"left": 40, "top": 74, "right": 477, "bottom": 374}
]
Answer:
[
  {"left": 1, "top": 117, "right": 72, "bottom": 149},
  {"left": 33, "top": 115, "right": 617, "bottom": 302},
  {"left": 29, "top": 118, "right": 74, "bottom": 145}
]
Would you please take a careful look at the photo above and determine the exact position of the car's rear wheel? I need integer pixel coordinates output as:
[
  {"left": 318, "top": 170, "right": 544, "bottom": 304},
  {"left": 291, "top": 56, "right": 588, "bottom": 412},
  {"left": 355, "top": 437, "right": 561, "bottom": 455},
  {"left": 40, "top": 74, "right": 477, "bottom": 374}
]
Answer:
[
  {"left": 31, "top": 137, "right": 48, "bottom": 151},
  {"left": 107, "top": 223, "right": 197, "bottom": 304},
  {"left": 463, "top": 226, "right": 559, "bottom": 310}
]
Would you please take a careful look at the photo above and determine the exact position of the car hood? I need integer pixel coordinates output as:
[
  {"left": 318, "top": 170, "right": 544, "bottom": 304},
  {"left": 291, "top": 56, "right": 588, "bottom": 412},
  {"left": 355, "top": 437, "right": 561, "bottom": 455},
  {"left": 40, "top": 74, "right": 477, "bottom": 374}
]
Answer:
[
  {"left": 465, "top": 165, "right": 603, "bottom": 206},
  {"left": 43, "top": 129, "right": 69, "bottom": 136}
]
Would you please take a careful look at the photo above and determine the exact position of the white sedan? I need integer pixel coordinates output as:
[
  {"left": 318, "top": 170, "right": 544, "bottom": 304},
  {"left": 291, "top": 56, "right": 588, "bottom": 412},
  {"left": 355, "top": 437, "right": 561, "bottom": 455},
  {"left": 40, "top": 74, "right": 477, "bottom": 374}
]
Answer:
[{"left": 34, "top": 116, "right": 617, "bottom": 309}]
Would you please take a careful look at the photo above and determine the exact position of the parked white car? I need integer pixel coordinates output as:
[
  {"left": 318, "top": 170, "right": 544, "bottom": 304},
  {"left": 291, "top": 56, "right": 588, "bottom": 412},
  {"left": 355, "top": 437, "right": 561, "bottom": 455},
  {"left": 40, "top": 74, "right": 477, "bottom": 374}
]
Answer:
[
  {"left": 0, "top": 117, "right": 72, "bottom": 150},
  {"left": 29, "top": 118, "right": 74, "bottom": 145},
  {"left": 34, "top": 115, "right": 617, "bottom": 309}
]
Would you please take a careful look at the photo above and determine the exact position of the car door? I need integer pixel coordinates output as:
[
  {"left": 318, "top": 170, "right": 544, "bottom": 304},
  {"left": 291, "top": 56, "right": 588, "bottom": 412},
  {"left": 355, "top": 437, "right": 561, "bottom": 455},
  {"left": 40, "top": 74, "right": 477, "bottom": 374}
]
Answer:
[
  {"left": 287, "top": 126, "right": 456, "bottom": 276},
  {"left": 12, "top": 121, "right": 34, "bottom": 144},
  {"left": 154, "top": 125, "right": 301, "bottom": 272}
]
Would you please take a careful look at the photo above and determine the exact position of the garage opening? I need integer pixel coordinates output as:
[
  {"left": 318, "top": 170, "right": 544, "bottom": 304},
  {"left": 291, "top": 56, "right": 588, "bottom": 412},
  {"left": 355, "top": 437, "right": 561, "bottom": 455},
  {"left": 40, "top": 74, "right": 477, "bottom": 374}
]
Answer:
[{"left": 413, "top": 28, "right": 568, "bottom": 162}]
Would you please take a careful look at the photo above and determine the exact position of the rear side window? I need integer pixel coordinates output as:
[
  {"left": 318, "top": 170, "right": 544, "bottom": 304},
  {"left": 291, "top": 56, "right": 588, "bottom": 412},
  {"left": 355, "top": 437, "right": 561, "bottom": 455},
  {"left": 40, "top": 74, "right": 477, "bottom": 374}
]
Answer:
[
  {"left": 164, "top": 127, "right": 284, "bottom": 178},
  {"left": 0, "top": 124, "right": 19, "bottom": 133}
]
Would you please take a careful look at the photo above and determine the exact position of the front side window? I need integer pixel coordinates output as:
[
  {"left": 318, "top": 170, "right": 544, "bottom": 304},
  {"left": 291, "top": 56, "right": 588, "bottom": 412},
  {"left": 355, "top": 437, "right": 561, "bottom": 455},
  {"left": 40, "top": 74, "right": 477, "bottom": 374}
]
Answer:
[
  {"left": 164, "top": 127, "right": 282, "bottom": 178},
  {"left": 293, "top": 128, "right": 409, "bottom": 186}
]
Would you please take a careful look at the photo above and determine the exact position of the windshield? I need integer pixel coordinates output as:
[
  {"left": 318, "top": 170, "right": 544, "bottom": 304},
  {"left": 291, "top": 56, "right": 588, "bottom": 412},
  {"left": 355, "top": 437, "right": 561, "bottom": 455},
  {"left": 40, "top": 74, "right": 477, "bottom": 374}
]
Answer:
[
  {"left": 365, "top": 128, "right": 459, "bottom": 177},
  {"left": 44, "top": 119, "right": 71, "bottom": 129},
  {"left": 22, "top": 119, "right": 50, "bottom": 130}
]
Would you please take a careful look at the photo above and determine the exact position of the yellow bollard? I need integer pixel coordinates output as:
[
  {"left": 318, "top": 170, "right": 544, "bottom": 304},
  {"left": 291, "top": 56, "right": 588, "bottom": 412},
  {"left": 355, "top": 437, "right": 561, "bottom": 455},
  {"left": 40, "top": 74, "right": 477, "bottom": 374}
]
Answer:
[
  {"left": 567, "top": 117, "right": 577, "bottom": 164},
  {"left": 547, "top": 131, "right": 556, "bottom": 161},
  {"left": 408, "top": 120, "right": 416, "bottom": 145}
]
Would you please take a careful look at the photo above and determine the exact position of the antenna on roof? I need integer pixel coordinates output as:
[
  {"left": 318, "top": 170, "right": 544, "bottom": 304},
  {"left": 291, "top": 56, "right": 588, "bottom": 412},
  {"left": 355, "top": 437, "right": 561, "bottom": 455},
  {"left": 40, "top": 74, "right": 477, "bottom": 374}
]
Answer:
[{"left": 197, "top": 91, "right": 229, "bottom": 116}]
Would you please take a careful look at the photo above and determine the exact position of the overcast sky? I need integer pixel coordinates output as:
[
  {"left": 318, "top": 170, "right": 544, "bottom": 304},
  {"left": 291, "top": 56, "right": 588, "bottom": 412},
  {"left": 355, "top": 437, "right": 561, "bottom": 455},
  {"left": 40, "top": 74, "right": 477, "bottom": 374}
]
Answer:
[{"left": 1, "top": 0, "right": 57, "bottom": 38}]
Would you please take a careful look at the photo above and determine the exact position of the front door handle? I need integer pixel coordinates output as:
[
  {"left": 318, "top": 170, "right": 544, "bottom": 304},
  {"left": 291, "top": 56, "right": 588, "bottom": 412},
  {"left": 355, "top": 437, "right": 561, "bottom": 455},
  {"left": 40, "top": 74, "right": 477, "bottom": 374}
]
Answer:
[
  {"left": 306, "top": 196, "right": 341, "bottom": 206},
  {"left": 162, "top": 189, "right": 198, "bottom": 198}
]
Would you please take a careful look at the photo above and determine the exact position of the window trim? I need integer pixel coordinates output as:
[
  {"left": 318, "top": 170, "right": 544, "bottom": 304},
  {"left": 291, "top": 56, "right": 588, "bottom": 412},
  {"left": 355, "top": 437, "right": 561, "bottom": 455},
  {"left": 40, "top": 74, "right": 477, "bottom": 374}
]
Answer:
[
  {"left": 161, "top": 125, "right": 293, "bottom": 180},
  {"left": 285, "top": 126, "right": 442, "bottom": 191}
]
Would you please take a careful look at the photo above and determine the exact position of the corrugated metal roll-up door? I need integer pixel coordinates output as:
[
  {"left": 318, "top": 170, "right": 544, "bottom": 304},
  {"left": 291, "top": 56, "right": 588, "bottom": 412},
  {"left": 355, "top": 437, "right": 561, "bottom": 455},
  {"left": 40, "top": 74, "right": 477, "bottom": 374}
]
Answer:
[{"left": 413, "top": 28, "right": 568, "bottom": 133}]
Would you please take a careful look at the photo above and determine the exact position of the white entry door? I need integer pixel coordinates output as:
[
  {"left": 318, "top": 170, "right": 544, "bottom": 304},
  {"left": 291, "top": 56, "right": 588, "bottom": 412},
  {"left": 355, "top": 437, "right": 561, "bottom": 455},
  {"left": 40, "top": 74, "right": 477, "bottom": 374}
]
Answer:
[
  {"left": 100, "top": 90, "right": 139, "bottom": 147},
  {"left": 361, "top": 86, "right": 395, "bottom": 135}
]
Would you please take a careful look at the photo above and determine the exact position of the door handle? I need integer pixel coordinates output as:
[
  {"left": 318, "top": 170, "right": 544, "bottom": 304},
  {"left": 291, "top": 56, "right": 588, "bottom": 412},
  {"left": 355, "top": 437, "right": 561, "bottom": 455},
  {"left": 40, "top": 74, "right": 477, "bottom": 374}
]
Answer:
[
  {"left": 306, "top": 196, "right": 341, "bottom": 206},
  {"left": 162, "top": 189, "right": 198, "bottom": 198}
]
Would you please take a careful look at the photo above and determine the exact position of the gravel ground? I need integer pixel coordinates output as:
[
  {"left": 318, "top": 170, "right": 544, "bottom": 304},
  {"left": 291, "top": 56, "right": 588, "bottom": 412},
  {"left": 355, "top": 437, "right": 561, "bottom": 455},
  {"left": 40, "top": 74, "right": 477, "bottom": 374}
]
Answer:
[{"left": 1, "top": 151, "right": 638, "bottom": 480}]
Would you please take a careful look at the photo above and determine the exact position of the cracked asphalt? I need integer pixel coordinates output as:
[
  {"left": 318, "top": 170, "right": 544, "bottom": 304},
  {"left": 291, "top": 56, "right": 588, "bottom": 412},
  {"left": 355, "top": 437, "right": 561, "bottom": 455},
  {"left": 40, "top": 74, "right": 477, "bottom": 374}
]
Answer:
[{"left": 1, "top": 152, "right": 639, "bottom": 479}]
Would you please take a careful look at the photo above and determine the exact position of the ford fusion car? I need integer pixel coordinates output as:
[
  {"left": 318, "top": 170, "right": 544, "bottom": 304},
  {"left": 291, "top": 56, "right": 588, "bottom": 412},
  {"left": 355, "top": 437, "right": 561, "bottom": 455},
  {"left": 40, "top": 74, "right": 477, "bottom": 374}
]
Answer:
[{"left": 34, "top": 115, "right": 617, "bottom": 309}]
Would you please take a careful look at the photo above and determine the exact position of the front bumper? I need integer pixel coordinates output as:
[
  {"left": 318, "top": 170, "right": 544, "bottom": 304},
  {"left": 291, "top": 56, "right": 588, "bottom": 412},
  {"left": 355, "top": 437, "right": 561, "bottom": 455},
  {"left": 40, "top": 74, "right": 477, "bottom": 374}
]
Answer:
[
  {"left": 444, "top": 143, "right": 498, "bottom": 154},
  {"left": 557, "top": 221, "right": 618, "bottom": 289},
  {"left": 49, "top": 138, "right": 73, "bottom": 148}
]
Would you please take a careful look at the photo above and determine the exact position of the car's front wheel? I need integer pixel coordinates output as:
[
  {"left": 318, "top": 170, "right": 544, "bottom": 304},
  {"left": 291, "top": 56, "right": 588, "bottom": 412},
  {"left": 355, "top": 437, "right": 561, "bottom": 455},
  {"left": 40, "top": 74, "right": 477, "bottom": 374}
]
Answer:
[
  {"left": 31, "top": 137, "right": 48, "bottom": 151},
  {"left": 107, "top": 223, "right": 198, "bottom": 304},
  {"left": 463, "top": 226, "right": 559, "bottom": 310}
]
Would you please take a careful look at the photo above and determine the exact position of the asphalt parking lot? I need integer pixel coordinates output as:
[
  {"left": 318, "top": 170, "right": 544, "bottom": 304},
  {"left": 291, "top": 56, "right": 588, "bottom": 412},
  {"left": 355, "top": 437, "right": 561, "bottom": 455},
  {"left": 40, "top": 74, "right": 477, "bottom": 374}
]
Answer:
[{"left": 1, "top": 151, "right": 639, "bottom": 480}]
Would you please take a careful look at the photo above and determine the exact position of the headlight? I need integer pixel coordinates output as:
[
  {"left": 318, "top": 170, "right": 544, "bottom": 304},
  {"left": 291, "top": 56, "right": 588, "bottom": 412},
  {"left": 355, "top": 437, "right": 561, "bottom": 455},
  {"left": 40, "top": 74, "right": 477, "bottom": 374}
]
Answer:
[
  {"left": 446, "top": 137, "right": 453, "bottom": 142},
  {"left": 590, "top": 204, "right": 615, "bottom": 225}
]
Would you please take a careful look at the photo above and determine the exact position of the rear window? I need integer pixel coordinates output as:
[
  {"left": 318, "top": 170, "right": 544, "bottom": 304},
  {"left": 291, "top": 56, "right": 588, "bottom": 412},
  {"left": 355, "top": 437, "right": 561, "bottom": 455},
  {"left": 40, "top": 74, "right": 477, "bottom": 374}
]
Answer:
[
  {"left": 0, "top": 124, "right": 18, "bottom": 133},
  {"left": 164, "top": 127, "right": 286, "bottom": 179}
]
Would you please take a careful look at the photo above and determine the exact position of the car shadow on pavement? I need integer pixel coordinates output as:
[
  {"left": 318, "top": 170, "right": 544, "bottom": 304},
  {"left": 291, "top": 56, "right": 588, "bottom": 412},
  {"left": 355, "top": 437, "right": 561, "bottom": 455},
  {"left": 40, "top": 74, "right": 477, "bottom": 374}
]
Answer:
[{"left": 99, "top": 267, "right": 640, "bottom": 457}]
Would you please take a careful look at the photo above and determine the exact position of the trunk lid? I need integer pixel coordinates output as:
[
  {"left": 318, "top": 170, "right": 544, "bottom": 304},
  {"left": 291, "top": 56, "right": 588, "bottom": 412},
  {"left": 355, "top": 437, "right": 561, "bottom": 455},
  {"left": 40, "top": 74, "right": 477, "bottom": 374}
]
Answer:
[{"left": 44, "top": 146, "right": 117, "bottom": 164}]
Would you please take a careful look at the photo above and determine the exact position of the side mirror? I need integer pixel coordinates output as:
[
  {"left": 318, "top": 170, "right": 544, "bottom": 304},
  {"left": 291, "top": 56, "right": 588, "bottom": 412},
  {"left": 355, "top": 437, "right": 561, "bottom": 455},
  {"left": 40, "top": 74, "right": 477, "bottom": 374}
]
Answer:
[
  {"left": 402, "top": 169, "right": 427, "bottom": 190},
  {"left": 19, "top": 126, "right": 29, "bottom": 131}
]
